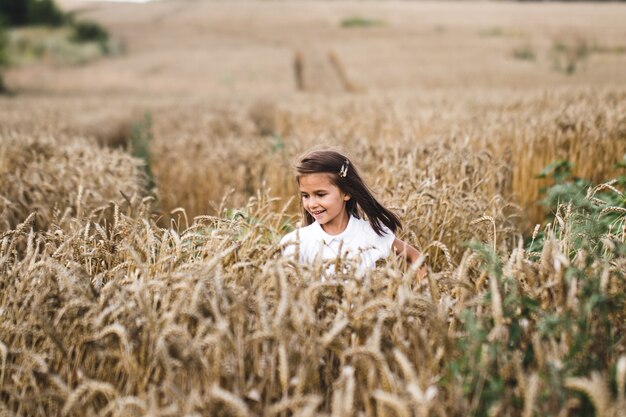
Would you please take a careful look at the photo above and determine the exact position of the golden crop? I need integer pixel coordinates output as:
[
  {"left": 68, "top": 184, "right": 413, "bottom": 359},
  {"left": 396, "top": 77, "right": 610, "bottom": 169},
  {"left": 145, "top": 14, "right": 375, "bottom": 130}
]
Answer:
[{"left": 0, "top": 88, "right": 625, "bottom": 417}]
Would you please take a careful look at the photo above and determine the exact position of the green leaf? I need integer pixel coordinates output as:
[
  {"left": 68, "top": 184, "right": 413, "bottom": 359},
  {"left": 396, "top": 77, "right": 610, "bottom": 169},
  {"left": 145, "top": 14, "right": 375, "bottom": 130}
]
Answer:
[{"left": 536, "top": 159, "right": 573, "bottom": 182}]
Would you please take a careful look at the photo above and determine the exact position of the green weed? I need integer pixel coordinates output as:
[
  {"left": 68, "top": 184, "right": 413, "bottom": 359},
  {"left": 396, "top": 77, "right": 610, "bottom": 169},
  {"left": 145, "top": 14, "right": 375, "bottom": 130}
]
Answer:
[
  {"left": 70, "top": 20, "right": 109, "bottom": 51},
  {"left": 130, "top": 113, "right": 155, "bottom": 192},
  {"left": 0, "top": 23, "right": 7, "bottom": 93},
  {"left": 479, "top": 27, "right": 504, "bottom": 37},
  {"left": 512, "top": 44, "right": 536, "bottom": 61},
  {"left": 340, "top": 17, "right": 385, "bottom": 28},
  {"left": 551, "top": 39, "right": 590, "bottom": 75}
]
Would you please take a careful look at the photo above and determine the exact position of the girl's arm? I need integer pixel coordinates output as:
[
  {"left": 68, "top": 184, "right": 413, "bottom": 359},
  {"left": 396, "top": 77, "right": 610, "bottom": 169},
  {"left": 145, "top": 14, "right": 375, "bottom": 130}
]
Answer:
[{"left": 392, "top": 238, "right": 427, "bottom": 281}]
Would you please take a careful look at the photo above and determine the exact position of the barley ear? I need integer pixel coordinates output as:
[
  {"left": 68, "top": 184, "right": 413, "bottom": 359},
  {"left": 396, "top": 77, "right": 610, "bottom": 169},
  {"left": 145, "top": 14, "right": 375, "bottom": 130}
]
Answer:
[
  {"left": 209, "top": 385, "right": 250, "bottom": 417},
  {"left": 372, "top": 390, "right": 411, "bottom": 417}
]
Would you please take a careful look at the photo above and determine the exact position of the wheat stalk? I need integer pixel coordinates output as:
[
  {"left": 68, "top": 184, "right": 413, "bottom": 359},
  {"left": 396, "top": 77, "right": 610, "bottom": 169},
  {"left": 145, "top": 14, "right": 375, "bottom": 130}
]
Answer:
[{"left": 565, "top": 372, "right": 611, "bottom": 417}]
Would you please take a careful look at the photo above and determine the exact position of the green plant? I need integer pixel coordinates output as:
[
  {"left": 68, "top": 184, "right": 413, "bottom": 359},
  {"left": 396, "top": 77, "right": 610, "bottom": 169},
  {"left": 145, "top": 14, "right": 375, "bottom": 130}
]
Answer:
[
  {"left": 130, "top": 112, "right": 155, "bottom": 192},
  {"left": 512, "top": 44, "right": 536, "bottom": 61},
  {"left": 551, "top": 38, "right": 590, "bottom": 75},
  {"left": 450, "top": 198, "right": 625, "bottom": 415},
  {"left": 479, "top": 27, "right": 504, "bottom": 37},
  {"left": 340, "top": 16, "right": 385, "bottom": 28},
  {"left": 529, "top": 159, "right": 626, "bottom": 257},
  {"left": 6, "top": 25, "right": 116, "bottom": 67},
  {"left": 0, "top": 24, "right": 6, "bottom": 64},
  {"left": 0, "top": 23, "right": 7, "bottom": 93},
  {"left": 70, "top": 20, "right": 109, "bottom": 47},
  {"left": 590, "top": 44, "right": 626, "bottom": 55}
]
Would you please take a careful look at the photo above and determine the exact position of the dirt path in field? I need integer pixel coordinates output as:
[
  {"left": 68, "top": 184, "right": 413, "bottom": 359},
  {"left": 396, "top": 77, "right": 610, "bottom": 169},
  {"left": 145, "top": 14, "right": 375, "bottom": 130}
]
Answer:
[{"left": 5, "top": 0, "right": 626, "bottom": 99}]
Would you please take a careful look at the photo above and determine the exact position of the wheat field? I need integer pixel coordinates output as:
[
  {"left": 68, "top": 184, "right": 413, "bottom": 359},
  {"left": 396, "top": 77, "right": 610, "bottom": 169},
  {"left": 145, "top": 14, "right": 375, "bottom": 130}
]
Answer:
[{"left": 1, "top": 1, "right": 626, "bottom": 416}]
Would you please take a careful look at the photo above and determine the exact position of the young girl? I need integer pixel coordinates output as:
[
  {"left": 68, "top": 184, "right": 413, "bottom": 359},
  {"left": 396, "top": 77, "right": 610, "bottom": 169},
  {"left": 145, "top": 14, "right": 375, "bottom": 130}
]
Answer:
[{"left": 280, "top": 149, "right": 425, "bottom": 278}]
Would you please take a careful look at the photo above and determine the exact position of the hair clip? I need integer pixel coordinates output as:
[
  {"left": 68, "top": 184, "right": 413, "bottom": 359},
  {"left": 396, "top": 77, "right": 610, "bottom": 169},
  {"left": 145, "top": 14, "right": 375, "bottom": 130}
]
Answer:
[{"left": 339, "top": 160, "right": 350, "bottom": 178}]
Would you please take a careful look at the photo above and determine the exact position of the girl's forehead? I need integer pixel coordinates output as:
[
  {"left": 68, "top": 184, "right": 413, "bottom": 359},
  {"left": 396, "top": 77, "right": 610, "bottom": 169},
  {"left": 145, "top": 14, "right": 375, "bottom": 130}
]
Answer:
[{"left": 298, "top": 173, "right": 337, "bottom": 189}]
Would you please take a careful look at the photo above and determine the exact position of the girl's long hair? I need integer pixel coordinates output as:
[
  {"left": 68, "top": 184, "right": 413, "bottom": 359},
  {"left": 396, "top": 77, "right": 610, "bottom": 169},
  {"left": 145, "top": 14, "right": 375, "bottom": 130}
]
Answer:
[{"left": 295, "top": 149, "right": 401, "bottom": 236}]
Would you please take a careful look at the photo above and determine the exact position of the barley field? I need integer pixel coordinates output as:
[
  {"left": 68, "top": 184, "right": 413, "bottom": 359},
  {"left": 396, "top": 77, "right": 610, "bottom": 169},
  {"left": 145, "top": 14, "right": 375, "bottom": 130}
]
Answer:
[{"left": 1, "top": 1, "right": 625, "bottom": 416}]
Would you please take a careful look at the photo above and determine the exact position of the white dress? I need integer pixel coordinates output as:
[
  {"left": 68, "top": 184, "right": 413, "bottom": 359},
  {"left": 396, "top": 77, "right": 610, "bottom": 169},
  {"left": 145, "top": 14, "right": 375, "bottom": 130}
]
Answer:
[{"left": 280, "top": 215, "right": 395, "bottom": 274}]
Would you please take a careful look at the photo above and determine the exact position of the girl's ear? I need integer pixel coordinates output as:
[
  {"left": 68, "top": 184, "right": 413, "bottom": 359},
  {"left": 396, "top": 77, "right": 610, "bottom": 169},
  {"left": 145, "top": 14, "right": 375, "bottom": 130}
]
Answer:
[{"left": 343, "top": 194, "right": 351, "bottom": 201}]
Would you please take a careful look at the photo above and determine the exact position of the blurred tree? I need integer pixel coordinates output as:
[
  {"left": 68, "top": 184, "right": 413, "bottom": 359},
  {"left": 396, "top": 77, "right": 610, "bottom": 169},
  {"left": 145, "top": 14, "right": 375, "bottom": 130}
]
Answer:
[
  {"left": 0, "top": 23, "right": 7, "bottom": 93},
  {"left": 0, "top": 0, "right": 65, "bottom": 27},
  {"left": 28, "top": 0, "right": 65, "bottom": 26},
  {"left": 0, "top": 0, "right": 27, "bottom": 26}
]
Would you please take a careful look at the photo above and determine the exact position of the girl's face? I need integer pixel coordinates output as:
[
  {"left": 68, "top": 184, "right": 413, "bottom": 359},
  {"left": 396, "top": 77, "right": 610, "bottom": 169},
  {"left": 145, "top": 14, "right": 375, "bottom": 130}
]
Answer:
[{"left": 299, "top": 173, "right": 350, "bottom": 234}]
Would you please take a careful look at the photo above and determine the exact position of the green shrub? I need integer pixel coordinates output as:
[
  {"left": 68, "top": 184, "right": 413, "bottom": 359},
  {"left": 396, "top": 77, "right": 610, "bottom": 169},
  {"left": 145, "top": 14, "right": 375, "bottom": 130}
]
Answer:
[{"left": 70, "top": 20, "right": 109, "bottom": 45}]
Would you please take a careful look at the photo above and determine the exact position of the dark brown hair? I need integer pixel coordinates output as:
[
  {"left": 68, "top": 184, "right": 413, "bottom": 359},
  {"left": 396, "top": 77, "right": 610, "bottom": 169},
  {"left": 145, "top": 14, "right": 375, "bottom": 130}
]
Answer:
[{"left": 295, "top": 149, "right": 401, "bottom": 236}]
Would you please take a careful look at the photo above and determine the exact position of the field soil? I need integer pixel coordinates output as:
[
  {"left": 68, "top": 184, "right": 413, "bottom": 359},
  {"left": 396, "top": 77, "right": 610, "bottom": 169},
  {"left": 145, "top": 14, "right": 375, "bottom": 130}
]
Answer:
[{"left": 8, "top": 0, "right": 626, "bottom": 97}]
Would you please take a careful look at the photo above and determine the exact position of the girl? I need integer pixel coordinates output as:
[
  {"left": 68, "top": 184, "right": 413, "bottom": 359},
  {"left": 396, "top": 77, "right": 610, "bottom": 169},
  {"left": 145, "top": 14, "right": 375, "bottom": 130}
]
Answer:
[{"left": 280, "top": 149, "right": 425, "bottom": 278}]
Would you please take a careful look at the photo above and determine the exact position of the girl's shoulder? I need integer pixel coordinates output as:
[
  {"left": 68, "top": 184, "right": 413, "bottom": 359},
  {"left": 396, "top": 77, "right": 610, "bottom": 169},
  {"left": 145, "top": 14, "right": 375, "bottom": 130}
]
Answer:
[
  {"left": 349, "top": 217, "right": 395, "bottom": 251},
  {"left": 352, "top": 217, "right": 393, "bottom": 238},
  {"left": 280, "top": 222, "right": 319, "bottom": 245}
]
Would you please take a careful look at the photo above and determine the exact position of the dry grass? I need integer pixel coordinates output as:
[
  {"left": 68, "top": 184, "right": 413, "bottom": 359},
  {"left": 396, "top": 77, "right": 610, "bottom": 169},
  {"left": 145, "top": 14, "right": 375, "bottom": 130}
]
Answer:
[{"left": 0, "top": 132, "right": 144, "bottom": 232}]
